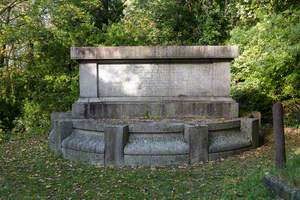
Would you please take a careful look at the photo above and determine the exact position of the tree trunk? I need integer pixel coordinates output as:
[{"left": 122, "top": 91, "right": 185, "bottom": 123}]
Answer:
[
  {"left": 0, "top": 45, "right": 5, "bottom": 68},
  {"left": 0, "top": 5, "right": 12, "bottom": 68}
]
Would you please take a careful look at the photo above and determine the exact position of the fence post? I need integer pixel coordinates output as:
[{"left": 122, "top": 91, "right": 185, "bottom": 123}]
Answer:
[{"left": 272, "top": 102, "right": 286, "bottom": 169}]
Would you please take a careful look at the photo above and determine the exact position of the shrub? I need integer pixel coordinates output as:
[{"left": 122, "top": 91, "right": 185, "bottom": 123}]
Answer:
[
  {"left": 229, "top": 8, "right": 300, "bottom": 122},
  {"left": 0, "top": 68, "right": 27, "bottom": 133},
  {"left": 14, "top": 71, "right": 79, "bottom": 137},
  {"left": 0, "top": 66, "right": 78, "bottom": 138}
]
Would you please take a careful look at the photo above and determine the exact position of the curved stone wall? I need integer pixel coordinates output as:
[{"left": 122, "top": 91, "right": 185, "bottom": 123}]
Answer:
[{"left": 49, "top": 113, "right": 259, "bottom": 166}]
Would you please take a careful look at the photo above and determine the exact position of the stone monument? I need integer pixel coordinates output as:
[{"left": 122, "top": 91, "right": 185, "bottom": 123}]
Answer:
[{"left": 49, "top": 46, "right": 260, "bottom": 166}]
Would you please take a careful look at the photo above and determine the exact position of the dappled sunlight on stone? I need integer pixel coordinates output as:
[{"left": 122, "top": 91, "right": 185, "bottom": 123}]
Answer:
[{"left": 98, "top": 65, "right": 155, "bottom": 96}]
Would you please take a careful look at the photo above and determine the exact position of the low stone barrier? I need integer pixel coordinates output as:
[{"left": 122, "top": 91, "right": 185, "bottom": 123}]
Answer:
[
  {"left": 263, "top": 174, "right": 300, "bottom": 200},
  {"left": 49, "top": 116, "right": 259, "bottom": 166}
]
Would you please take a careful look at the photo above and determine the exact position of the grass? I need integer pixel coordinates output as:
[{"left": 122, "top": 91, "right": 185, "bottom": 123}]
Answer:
[
  {"left": 271, "top": 154, "right": 300, "bottom": 187},
  {"left": 270, "top": 129, "right": 300, "bottom": 188},
  {"left": 0, "top": 128, "right": 299, "bottom": 199}
]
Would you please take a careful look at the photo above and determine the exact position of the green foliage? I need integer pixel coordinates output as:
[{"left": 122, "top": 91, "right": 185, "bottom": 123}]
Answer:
[
  {"left": 0, "top": 121, "right": 6, "bottom": 143},
  {"left": 0, "top": 0, "right": 124, "bottom": 137},
  {"left": 284, "top": 99, "right": 300, "bottom": 127},
  {"left": 229, "top": 8, "right": 300, "bottom": 120},
  {"left": 225, "top": 0, "right": 300, "bottom": 27},
  {"left": 13, "top": 71, "right": 79, "bottom": 136},
  {"left": 0, "top": 66, "right": 79, "bottom": 137},
  {"left": 0, "top": 68, "right": 26, "bottom": 133},
  {"left": 16, "top": 100, "right": 50, "bottom": 135},
  {"left": 105, "top": 0, "right": 231, "bottom": 45}
]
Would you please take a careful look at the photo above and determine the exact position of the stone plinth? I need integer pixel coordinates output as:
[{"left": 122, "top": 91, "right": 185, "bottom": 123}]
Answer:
[
  {"left": 49, "top": 117, "right": 260, "bottom": 166},
  {"left": 71, "top": 46, "right": 239, "bottom": 119}
]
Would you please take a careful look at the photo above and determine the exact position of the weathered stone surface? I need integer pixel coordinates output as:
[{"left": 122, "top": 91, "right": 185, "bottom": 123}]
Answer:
[
  {"left": 263, "top": 174, "right": 300, "bottom": 200},
  {"left": 249, "top": 111, "right": 261, "bottom": 127},
  {"left": 48, "top": 141, "right": 59, "bottom": 154},
  {"left": 185, "top": 124, "right": 208, "bottom": 164},
  {"left": 48, "top": 119, "right": 73, "bottom": 154},
  {"left": 49, "top": 113, "right": 72, "bottom": 153},
  {"left": 124, "top": 155, "right": 189, "bottom": 166},
  {"left": 62, "top": 129, "right": 105, "bottom": 153},
  {"left": 104, "top": 125, "right": 129, "bottom": 166},
  {"left": 72, "top": 119, "right": 104, "bottom": 132},
  {"left": 50, "top": 112, "right": 72, "bottom": 122},
  {"left": 208, "top": 128, "right": 252, "bottom": 153},
  {"left": 72, "top": 102, "right": 88, "bottom": 119},
  {"left": 80, "top": 96, "right": 237, "bottom": 102},
  {"left": 49, "top": 114, "right": 260, "bottom": 166},
  {"left": 49, "top": 113, "right": 72, "bottom": 154},
  {"left": 71, "top": 46, "right": 239, "bottom": 60},
  {"left": 208, "top": 146, "right": 252, "bottom": 160},
  {"left": 124, "top": 133, "right": 189, "bottom": 155},
  {"left": 129, "top": 122, "right": 184, "bottom": 133},
  {"left": 241, "top": 118, "right": 260, "bottom": 148},
  {"left": 79, "top": 63, "right": 97, "bottom": 98},
  {"left": 61, "top": 129, "right": 105, "bottom": 165},
  {"left": 72, "top": 99, "right": 238, "bottom": 119},
  {"left": 208, "top": 119, "right": 240, "bottom": 131},
  {"left": 97, "top": 63, "right": 230, "bottom": 97}
]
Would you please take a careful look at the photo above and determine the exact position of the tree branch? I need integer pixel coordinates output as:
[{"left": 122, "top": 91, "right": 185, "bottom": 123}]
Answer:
[{"left": 0, "top": 0, "right": 26, "bottom": 17}]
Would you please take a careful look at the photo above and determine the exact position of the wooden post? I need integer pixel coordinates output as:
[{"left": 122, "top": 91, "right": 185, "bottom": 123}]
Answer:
[{"left": 272, "top": 102, "right": 286, "bottom": 169}]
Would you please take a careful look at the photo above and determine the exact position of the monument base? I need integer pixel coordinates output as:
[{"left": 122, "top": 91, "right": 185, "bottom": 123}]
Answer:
[
  {"left": 49, "top": 112, "right": 259, "bottom": 167},
  {"left": 72, "top": 97, "right": 239, "bottom": 119},
  {"left": 48, "top": 46, "right": 259, "bottom": 167}
]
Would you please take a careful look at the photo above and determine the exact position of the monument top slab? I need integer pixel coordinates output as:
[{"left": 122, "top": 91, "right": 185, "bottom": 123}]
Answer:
[{"left": 71, "top": 46, "right": 239, "bottom": 60}]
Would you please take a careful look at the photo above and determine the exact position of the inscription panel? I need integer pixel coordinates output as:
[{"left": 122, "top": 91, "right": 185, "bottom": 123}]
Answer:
[
  {"left": 97, "top": 63, "right": 230, "bottom": 97},
  {"left": 80, "top": 63, "right": 97, "bottom": 97}
]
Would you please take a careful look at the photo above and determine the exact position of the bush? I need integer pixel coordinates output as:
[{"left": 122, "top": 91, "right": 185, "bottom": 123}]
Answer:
[
  {"left": 0, "top": 66, "right": 78, "bottom": 138},
  {"left": 229, "top": 8, "right": 300, "bottom": 122},
  {"left": 0, "top": 68, "right": 27, "bottom": 133},
  {"left": 18, "top": 71, "right": 78, "bottom": 136},
  {"left": 0, "top": 120, "right": 6, "bottom": 143}
]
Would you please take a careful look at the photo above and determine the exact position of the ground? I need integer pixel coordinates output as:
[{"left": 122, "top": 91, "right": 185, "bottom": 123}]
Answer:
[{"left": 0, "top": 128, "right": 299, "bottom": 199}]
